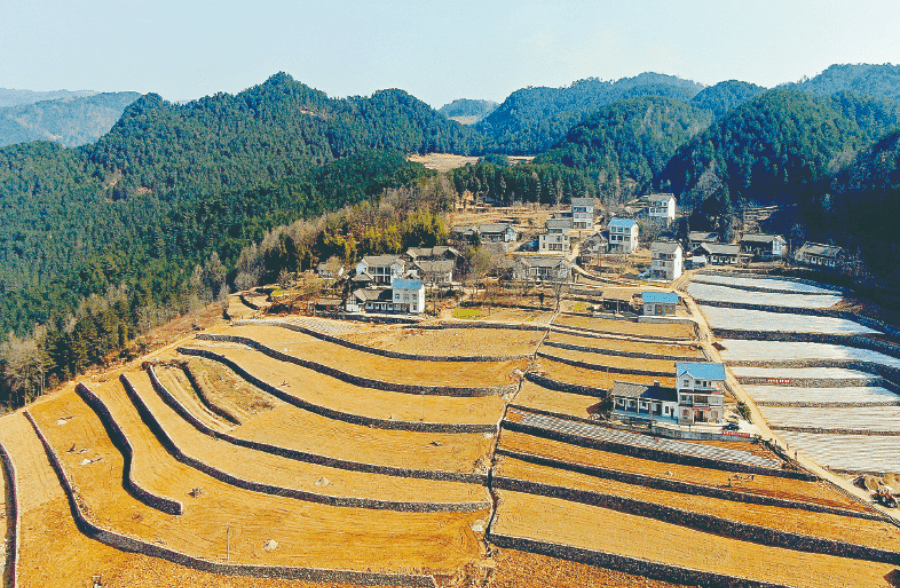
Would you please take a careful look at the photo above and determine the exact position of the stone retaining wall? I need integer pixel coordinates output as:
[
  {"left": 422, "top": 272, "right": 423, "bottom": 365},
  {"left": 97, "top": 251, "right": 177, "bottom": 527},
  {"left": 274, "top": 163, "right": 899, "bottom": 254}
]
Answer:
[
  {"left": 23, "top": 411, "right": 435, "bottom": 587},
  {"left": 317, "top": 312, "right": 421, "bottom": 325},
  {"left": 694, "top": 271, "right": 847, "bottom": 294},
  {"left": 690, "top": 276, "right": 845, "bottom": 296},
  {"left": 411, "top": 322, "right": 548, "bottom": 333},
  {"left": 550, "top": 322, "right": 695, "bottom": 342},
  {"left": 239, "top": 293, "right": 264, "bottom": 311},
  {"left": 502, "top": 419, "right": 811, "bottom": 480},
  {"left": 725, "top": 356, "right": 900, "bottom": 386},
  {"left": 178, "top": 363, "right": 242, "bottom": 425},
  {"left": 177, "top": 347, "right": 497, "bottom": 434},
  {"left": 488, "top": 530, "right": 788, "bottom": 588},
  {"left": 771, "top": 425, "right": 900, "bottom": 437},
  {"left": 0, "top": 438, "right": 19, "bottom": 588},
  {"left": 757, "top": 401, "right": 900, "bottom": 408},
  {"left": 147, "top": 367, "right": 487, "bottom": 485},
  {"left": 75, "top": 383, "right": 184, "bottom": 516},
  {"left": 495, "top": 448, "right": 879, "bottom": 521},
  {"left": 235, "top": 320, "right": 531, "bottom": 362},
  {"left": 523, "top": 372, "right": 606, "bottom": 397},
  {"left": 737, "top": 376, "right": 885, "bottom": 388},
  {"left": 492, "top": 476, "right": 899, "bottom": 564},
  {"left": 542, "top": 340, "right": 696, "bottom": 362},
  {"left": 195, "top": 334, "right": 516, "bottom": 397},
  {"left": 121, "top": 374, "right": 487, "bottom": 514},
  {"left": 536, "top": 351, "right": 673, "bottom": 378}
]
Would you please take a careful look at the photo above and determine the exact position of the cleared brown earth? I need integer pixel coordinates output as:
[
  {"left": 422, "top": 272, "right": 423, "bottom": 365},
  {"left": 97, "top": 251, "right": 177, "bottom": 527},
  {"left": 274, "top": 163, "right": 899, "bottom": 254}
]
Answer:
[
  {"left": 121, "top": 372, "right": 489, "bottom": 504},
  {"left": 498, "top": 430, "right": 867, "bottom": 512},
  {"left": 155, "top": 366, "right": 235, "bottom": 431},
  {"left": 341, "top": 326, "right": 543, "bottom": 357},
  {"left": 553, "top": 316, "right": 695, "bottom": 340},
  {"left": 496, "top": 456, "right": 900, "bottom": 550},
  {"left": 182, "top": 358, "right": 278, "bottom": 423},
  {"left": 541, "top": 347, "right": 677, "bottom": 374},
  {"left": 0, "top": 412, "right": 408, "bottom": 588},
  {"left": 27, "top": 383, "right": 488, "bottom": 573},
  {"left": 489, "top": 549, "right": 685, "bottom": 588},
  {"left": 534, "top": 358, "right": 676, "bottom": 389},
  {"left": 165, "top": 358, "right": 495, "bottom": 473},
  {"left": 183, "top": 344, "right": 507, "bottom": 425},
  {"left": 514, "top": 382, "right": 603, "bottom": 420},
  {"left": 493, "top": 491, "right": 897, "bottom": 588},
  {"left": 223, "top": 324, "right": 528, "bottom": 388},
  {"left": 547, "top": 331, "right": 704, "bottom": 358},
  {"left": 465, "top": 309, "right": 556, "bottom": 325}
]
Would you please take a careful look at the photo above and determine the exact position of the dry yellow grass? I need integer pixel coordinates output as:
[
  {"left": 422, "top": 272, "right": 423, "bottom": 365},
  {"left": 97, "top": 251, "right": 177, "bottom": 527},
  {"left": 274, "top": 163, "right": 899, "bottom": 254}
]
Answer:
[
  {"left": 27, "top": 383, "right": 489, "bottom": 574},
  {"left": 553, "top": 315, "right": 695, "bottom": 340},
  {"left": 493, "top": 491, "right": 897, "bottom": 588},
  {"left": 534, "top": 358, "right": 676, "bottom": 389},
  {"left": 497, "top": 430, "right": 866, "bottom": 512},
  {"left": 341, "top": 326, "right": 543, "bottom": 357},
  {"left": 182, "top": 344, "right": 508, "bottom": 425},
  {"left": 541, "top": 346, "right": 678, "bottom": 374},
  {"left": 513, "top": 382, "right": 603, "bottom": 420},
  {"left": 496, "top": 456, "right": 900, "bottom": 550},
  {"left": 547, "top": 331, "right": 704, "bottom": 358}
]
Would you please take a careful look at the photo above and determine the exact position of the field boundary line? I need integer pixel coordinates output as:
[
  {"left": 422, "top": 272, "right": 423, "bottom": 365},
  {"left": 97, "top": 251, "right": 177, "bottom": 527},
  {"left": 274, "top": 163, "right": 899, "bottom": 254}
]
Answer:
[
  {"left": 177, "top": 347, "right": 498, "bottom": 433},
  {"left": 147, "top": 365, "right": 489, "bottom": 485},
  {"left": 75, "top": 383, "right": 184, "bottom": 515},
  {"left": 0, "top": 439, "right": 19, "bottom": 588},
  {"left": 22, "top": 411, "right": 436, "bottom": 587},
  {"left": 542, "top": 340, "right": 699, "bottom": 362},
  {"left": 536, "top": 351, "right": 675, "bottom": 378}
]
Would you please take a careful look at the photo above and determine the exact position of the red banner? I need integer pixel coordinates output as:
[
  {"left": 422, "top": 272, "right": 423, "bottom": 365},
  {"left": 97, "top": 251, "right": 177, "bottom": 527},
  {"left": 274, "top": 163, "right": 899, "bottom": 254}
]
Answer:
[
  {"left": 766, "top": 378, "right": 792, "bottom": 384},
  {"left": 722, "top": 430, "right": 751, "bottom": 438}
]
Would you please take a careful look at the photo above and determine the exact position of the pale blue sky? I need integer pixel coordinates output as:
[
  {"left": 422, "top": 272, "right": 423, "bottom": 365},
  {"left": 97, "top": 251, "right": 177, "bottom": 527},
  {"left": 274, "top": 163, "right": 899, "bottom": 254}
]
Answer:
[{"left": 2, "top": 0, "right": 898, "bottom": 107}]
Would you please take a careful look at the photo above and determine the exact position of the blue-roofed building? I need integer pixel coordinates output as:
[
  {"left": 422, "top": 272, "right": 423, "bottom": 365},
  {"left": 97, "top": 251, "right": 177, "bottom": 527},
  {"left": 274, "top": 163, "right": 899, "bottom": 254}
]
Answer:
[
  {"left": 608, "top": 217, "right": 639, "bottom": 253},
  {"left": 642, "top": 291, "right": 679, "bottom": 316},
  {"left": 675, "top": 362, "right": 727, "bottom": 425},
  {"left": 392, "top": 279, "right": 425, "bottom": 314}
]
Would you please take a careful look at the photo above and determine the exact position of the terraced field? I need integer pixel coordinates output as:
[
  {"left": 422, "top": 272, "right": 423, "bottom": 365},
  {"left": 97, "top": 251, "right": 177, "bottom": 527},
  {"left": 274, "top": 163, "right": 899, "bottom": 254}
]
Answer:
[
  {"left": 687, "top": 282, "right": 842, "bottom": 309},
  {"left": 3, "top": 310, "right": 897, "bottom": 587},
  {"left": 552, "top": 315, "right": 696, "bottom": 340},
  {"left": 702, "top": 306, "right": 877, "bottom": 334}
]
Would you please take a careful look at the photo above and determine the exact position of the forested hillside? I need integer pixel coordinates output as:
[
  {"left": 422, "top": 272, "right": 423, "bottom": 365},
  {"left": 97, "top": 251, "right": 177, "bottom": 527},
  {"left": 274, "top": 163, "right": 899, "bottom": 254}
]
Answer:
[
  {"left": 689, "top": 81, "right": 767, "bottom": 118},
  {"left": 0, "top": 92, "right": 141, "bottom": 147},
  {"left": 784, "top": 64, "right": 900, "bottom": 102},
  {"left": 0, "top": 88, "right": 96, "bottom": 108},
  {"left": 438, "top": 99, "right": 498, "bottom": 124},
  {"left": 473, "top": 73, "right": 705, "bottom": 153}
]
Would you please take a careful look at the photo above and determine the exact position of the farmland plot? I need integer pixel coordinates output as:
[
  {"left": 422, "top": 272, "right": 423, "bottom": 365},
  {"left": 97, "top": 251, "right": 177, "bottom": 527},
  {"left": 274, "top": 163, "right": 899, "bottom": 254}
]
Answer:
[
  {"left": 777, "top": 431, "right": 900, "bottom": 472},
  {"left": 719, "top": 340, "right": 900, "bottom": 369},
  {"left": 693, "top": 274, "right": 840, "bottom": 294},
  {"left": 687, "top": 283, "right": 842, "bottom": 309},
  {"left": 701, "top": 306, "right": 877, "bottom": 334},
  {"left": 760, "top": 405, "right": 900, "bottom": 432},
  {"left": 730, "top": 366, "right": 880, "bottom": 380},
  {"left": 744, "top": 385, "right": 900, "bottom": 405}
]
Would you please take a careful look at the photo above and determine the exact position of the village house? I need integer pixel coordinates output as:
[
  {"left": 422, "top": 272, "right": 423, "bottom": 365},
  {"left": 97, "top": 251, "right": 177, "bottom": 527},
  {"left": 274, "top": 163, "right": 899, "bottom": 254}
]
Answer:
[
  {"left": 414, "top": 259, "right": 454, "bottom": 286},
  {"left": 600, "top": 291, "right": 636, "bottom": 314},
  {"left": 794, "top": 242, "right": 844, "bottom": 269},
  {"left": 512, "top": 256, "right": 571, "bottom": 282},
  {"left": 578, "top": 232, "right": 609, "bottom": 266},
  {"left": 608, "top": 218, "right": 639, "bottom": 254},
  {"left": 645, "top": 193, "right": 676, "bottom": 224},
  {"left": 315, "top": 258, "right": 345, "bottom": 280},
  {"left": 610, "top": 381, "right": 679, "bottom": 422},
  {"left": 688, "top": 231, "right": 719, "bottom": 250},
  {"left": 739, "top": 233, "right": 786, "bottom": 260},
  {"left": 405, "top": 246, "right": 460, "bottom": 263},
  {"left": 539, "top": 218, "right": 572, "bottom": 253},
  {"left": 676, "top": 362, "right": 727, "bottom": 425},
  {"left": 479, "top": 222, "right": 519, "bottom": 243},
  {"left": 571, "top": 197, "right": 594, "bottom": 230},
  {"left": 642, "top": 291, "right": 679, "bottom": 316},
  {"left": 650, "top": 241, "right": 683, "bottom": 281},
  {"left": 351, "top": 287, "right": 393, "bottom": 313},
  {"left": 696, "top": 243, "right": 740, "bottom": 265},
  {"left": 392, "top": 279, "right": 425, "bottom": 314},
  {"left": 355, "top": 254, "right": 407, "bottom": 285}
]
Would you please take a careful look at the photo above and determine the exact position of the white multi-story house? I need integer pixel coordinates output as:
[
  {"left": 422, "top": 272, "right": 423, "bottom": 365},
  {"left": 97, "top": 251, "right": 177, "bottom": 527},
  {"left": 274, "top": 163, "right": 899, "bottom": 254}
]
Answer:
[
  {"left": 608, "top": 218, "right": 639, "bottom": 253},
  {"left": 676, "top": 362, "right": 727, "bottom": 425},
  {"left": 539, "top": 219, "right": 571, "bottom": 254},
  {"left": 571, "top": 197, "right": 594, "bottom": 230},
  {"left": 650, "top": 241, "right": 683, "bottom": 281},
  {"left": 391, "top": 279, "right": 425, "bottom": 314},
  {"left": 355, "top": 255, "right": 406, "bottom": 285},
  {"left": 646, "top": 193, "right": 676, "bottom": 224}
]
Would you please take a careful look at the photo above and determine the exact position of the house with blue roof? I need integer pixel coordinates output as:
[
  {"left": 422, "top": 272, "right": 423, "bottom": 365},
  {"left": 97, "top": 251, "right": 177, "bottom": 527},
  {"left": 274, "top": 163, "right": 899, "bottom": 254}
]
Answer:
[
  {"left": 642, "top": 291, "right": 679, "bottom": 316},
  {"left": 608, "top": 217, "right": 639, "bottom": 253},
  {"left": 391, "top": 279, "right": 425, "bottom": 314},
  {"left": 675, "top": 362, "right": 727, "bottom": 425}
]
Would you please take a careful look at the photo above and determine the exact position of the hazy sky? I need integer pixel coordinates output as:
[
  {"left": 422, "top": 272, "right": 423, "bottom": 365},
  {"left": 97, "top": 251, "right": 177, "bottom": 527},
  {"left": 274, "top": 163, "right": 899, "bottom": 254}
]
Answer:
[{"left": 2, "top": 0, "right": 899, "bottom": 107}]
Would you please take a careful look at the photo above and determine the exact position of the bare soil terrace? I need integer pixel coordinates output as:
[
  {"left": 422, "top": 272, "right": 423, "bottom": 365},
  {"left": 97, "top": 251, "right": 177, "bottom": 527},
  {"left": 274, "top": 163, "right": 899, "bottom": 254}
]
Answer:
[
  {"left": 514, "top": 382, "right": 603, "bottom": 420},
  {"left": 221, "top": 324, "right": 528, "bottom": 388},
  {"left": 164, "top": 361, "right": 494, "bottom": 474},
  {"left": 0, "top": 412, "right": 408, "bottom": 588},
  {"left": 492, "top": 491, "right": 898, "bottom": 588},
  {"left": 27, "top": 380, "right": 488, "bottom": 573},
  {"left": 183, "top": 343, "right": 508, "bottom": 425},
  {"left": 340, "top": 326, "right": 544, "bottom": 357},
  {"left": 496, "top": 455, "right": 900, "bottom": 550},
  {"left": 498, "top": 430, "right": 867, "bottom": 512},
  {"left": 552, "top": 316, "right": 696, "bottom": 340},
  {"left": 547, "top": 331, "right": 705, "bottom": 358},
  {"left": 184, "top": 358, "right": 278, "bottom": 423},
  {"left": 541, "top": 346, "right": 678, "bottom": 375},
  {"left": 533, "top": 358, "right": 676, "bottom": 389}
]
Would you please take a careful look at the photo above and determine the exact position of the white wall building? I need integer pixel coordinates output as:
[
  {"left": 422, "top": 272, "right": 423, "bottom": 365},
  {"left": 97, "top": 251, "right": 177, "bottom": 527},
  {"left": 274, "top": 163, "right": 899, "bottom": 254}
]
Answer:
[
  {"left": 391, "top": 279, "right": 425, "bottom": 314},
  {"left": 676, "top": 363, "right": 727, "bottom": 425},
  {"left": 650, "top": 241, "right": 683, "bottom": 281},
  {"left": 647, "top": 193, "right": 676, "bottom": 224},
  {"left": 539, "top": 219, "right": 572, "bottom": 253},
  {"left": 608, "top": 218, "right": 639, "bottom": 254},
  {"left": 571, "top": 197, "right": 594, "bottom": 230},
  {"left": 355, "top": 255, "right": 406, "bottom": 285}
]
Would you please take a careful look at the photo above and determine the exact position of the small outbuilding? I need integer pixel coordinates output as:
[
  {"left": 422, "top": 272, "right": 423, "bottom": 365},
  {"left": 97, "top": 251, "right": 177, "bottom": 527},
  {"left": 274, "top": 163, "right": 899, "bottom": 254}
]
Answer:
[{"left": 642, "top": 291, "right": 679, "bottom": 316}]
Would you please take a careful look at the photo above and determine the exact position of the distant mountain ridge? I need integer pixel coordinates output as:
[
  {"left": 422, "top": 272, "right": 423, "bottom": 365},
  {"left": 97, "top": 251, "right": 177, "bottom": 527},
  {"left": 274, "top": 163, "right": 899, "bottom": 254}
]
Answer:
[
  {"left": 438, "top": 99, "right": 498, "bottom": 125},
  {"left": 0, "top": 92, "right": 141, "bottom": 147},
  {"left": 0, "top": 88, "right": 98, "bottom": 108}
]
